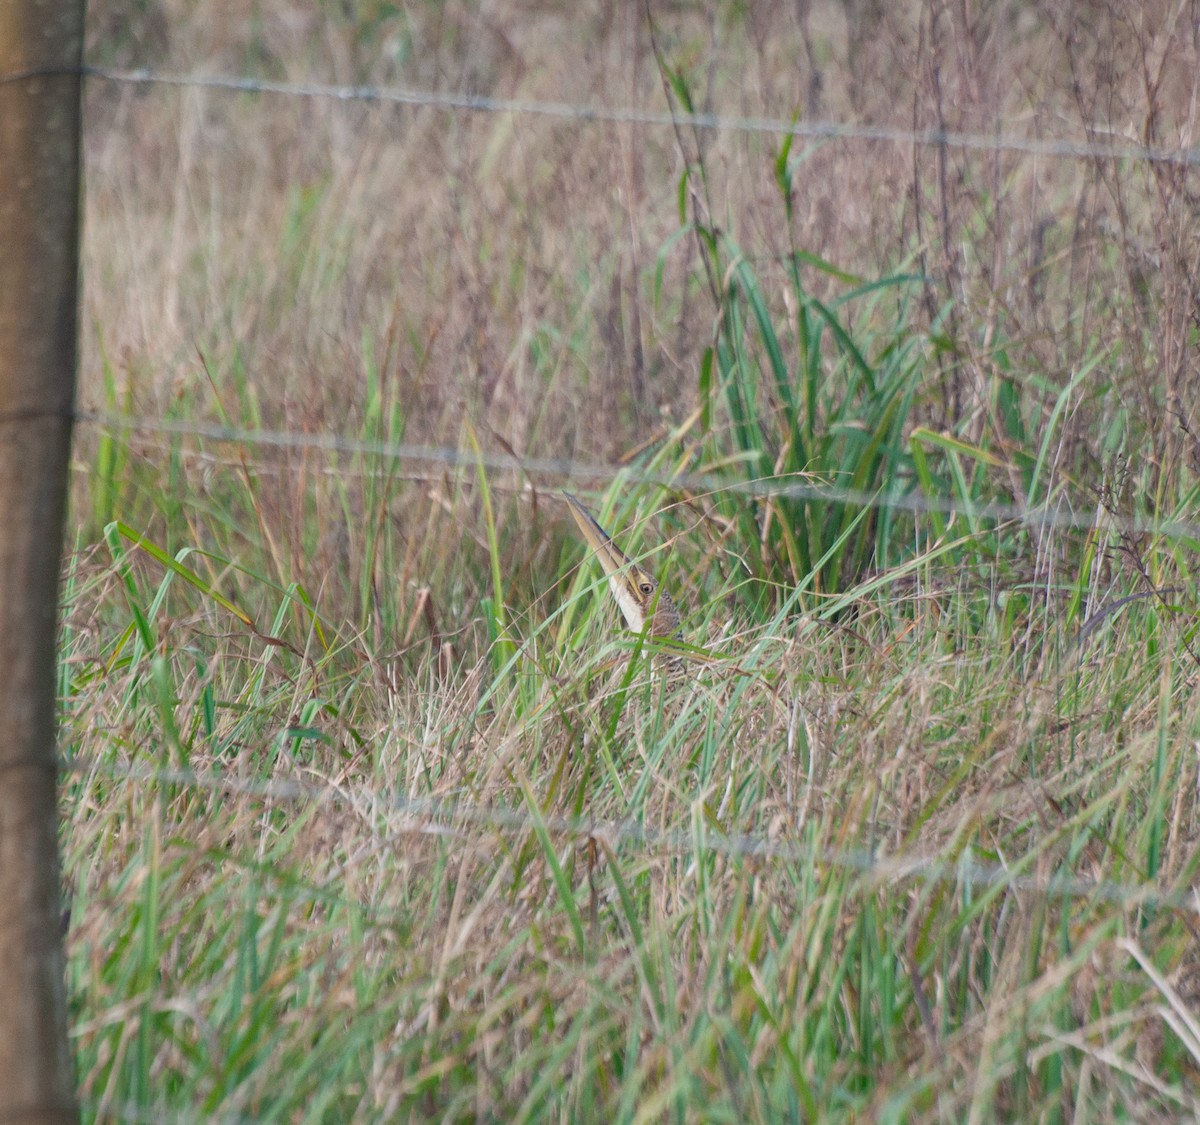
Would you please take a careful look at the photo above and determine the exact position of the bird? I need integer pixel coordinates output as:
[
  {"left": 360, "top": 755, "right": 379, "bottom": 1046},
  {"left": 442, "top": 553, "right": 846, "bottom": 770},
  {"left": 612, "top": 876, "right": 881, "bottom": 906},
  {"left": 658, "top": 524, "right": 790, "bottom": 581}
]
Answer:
[{"left": 563, "top": 492, "right": 683, "bottom": 644}]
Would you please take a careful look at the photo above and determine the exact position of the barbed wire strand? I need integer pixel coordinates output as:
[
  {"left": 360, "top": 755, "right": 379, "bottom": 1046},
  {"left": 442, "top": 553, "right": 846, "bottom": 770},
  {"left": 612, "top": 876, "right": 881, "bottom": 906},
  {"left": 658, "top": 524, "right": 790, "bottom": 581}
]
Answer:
[
  {"left": 76, "top": 409, "right": 1200, "bottom": 544},
  {"left": 81, "top": 65, "right": 1200, "bottom": 166},
  {"left": 59, "top": 753, "right": 1200, "bottom": 916}
]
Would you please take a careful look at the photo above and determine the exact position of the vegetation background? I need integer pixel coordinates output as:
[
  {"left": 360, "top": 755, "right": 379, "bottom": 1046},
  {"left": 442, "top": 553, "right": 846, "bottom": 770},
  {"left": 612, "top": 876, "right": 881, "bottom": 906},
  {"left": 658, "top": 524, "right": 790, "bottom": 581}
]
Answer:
[{"left": 65, "top": 0, "right": 1200, "bottom": 1120}]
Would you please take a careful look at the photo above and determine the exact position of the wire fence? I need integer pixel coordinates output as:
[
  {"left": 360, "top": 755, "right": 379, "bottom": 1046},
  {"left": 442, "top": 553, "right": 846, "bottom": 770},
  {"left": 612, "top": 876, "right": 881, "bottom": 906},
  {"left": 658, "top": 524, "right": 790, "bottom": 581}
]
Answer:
[
  {"left": 78, "top": 65, "right": 1200, "bottom": 166},
  {"left": 4, "top": 26, "right": 1193, "bottom": 1125},
  {"left": 7, "top": 61, "right": 1198, "bottom": 162},
  {"left": 57, "top": 752, "right": 1200, "bottom": 917},
  {"left": 78, "top": 408, "right": 1200, "bottom": 544},
  {"left": 52, "top": 49, "right": 1200, "bottom": 954}
]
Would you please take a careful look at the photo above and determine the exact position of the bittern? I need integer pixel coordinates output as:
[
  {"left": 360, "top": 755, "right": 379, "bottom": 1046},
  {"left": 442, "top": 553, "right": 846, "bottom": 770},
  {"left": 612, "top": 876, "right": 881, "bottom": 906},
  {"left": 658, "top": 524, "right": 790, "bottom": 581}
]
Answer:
[{"left": 564, "top": 492, "right": 683, "bottom": 642}]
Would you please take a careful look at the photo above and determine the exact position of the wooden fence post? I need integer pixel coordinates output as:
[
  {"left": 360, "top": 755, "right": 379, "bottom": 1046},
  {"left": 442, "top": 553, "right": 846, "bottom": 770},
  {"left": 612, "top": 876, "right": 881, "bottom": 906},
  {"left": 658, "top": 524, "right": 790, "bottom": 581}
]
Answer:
[{"left": 0, "top": 2, "right": 86, "bottom": 1122}]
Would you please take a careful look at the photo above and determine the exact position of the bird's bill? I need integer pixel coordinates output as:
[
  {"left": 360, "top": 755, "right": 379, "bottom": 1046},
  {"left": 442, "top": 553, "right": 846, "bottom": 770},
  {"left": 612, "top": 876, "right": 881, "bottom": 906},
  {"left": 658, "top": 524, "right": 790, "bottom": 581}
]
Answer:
[{"left": 563, "top": 492, "right": 632, "bottom": 579}]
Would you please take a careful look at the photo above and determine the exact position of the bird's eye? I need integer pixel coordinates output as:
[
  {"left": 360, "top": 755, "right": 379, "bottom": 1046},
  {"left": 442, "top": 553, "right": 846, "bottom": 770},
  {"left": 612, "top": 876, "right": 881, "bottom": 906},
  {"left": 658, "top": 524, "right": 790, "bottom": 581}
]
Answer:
[{"left": 640, "top": 582, "right": 654, "bottom": 594}]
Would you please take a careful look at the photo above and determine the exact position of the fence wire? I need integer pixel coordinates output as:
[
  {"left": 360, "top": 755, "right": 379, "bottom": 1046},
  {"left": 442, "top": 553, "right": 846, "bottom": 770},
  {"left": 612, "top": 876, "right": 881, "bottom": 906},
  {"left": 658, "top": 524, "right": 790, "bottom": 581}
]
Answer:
[
  {"left": 78, "top": 65, "right": 1200, "bottom": 166},
  {"left": 58, "top": 752, "right": 1200, "bottom": 917},
  {"left": 77, "top": 408, "right": 1200, "bottom": 544}
]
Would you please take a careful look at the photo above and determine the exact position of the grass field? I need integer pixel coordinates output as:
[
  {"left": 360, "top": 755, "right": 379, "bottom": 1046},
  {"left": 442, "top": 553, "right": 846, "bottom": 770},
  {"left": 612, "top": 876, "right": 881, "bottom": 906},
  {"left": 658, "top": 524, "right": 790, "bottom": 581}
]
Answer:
[{"left": 63, "top": 1, "right": 1200, "bottom": 1120}]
